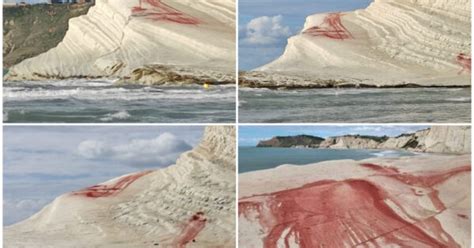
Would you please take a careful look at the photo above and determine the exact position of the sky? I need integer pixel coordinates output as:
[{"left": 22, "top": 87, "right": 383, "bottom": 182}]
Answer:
[
  {"left": 239, "top": 0, "right": 372, "bottom": 70},
  {"left": 4, "top": 126, "right": 204, "bottom": 226},
  {"left": 239, "top": 125, "right": 430, "bottom": 146}
]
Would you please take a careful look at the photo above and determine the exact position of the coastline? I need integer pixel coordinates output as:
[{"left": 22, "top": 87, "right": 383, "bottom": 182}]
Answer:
[
  {"left": 6, "top": 65, "right": 236, "bottom": 86},
  {"left": 251, "top": 146, "right": 466, "bottom": 155},
  {"left": 238, "top": 147, "right": 417, "bottom": 173},
  {"left": 239, "top": 71, "right": 471, "bottom": 89}
]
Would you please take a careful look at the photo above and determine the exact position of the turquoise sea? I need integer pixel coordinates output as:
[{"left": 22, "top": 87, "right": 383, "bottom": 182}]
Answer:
[{"left": 239, "top": 147, "right": 416, "bottom": 173}]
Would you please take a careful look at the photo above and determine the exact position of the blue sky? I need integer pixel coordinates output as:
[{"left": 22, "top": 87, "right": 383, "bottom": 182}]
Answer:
[
  {"left": 239, "top": 125, "right": 429, "bottom": 146},
  {"left": 239, "top": 0, "right": 372, "bottom": 70},
  {"left": 4, "top": 126, "right": 204, "bottom": 226}
]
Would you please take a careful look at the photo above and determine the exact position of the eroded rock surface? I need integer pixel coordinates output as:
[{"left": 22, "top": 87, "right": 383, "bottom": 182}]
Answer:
[
  {"left": 241, "top": 0, "right": 471, "bottom": 88},
  {"left": 4, "top": 126, "right": 236, "bottom": 248},
  {"left": 6, "top": 0, "right": 236, "bottom": 84}
]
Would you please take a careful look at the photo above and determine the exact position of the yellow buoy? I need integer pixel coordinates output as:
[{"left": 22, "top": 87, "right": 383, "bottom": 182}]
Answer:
[{"left": 203, "top": 83, "right": 210, "bottom": 89}]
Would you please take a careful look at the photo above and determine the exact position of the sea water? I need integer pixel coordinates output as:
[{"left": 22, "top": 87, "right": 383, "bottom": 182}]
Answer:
[
  {"left": 4, "top": 79, "right": 236, "bottom": 123},
  {"left": 239, "top": 88, "right": 470, "bottom": 123},
  {"left": 239, "top": 147, "right": 416, "bottom": 173}
]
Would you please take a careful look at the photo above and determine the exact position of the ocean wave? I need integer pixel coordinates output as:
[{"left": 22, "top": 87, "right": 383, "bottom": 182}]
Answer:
[
  {"left": 4, "top": 84, "right": 235, "bottom": 102},
  {"left": 240, "top": 87, "right": 469, "bottom": 96},
  {"left": 239, "top": 87, "right": 272, "bottom": 93},
  {"left": 100, "top": 111, "right": 132, "bottom": 122},
  {"left": 5, "top": 79, "right": 116, "bottom": 88},
  {"left": 241, "top": 88, "right": 388, "bottom": 96},
  {"left": 370, "top": 150, "right": 405, "bottom": 157},
  {"left": 445, "top": 97, "right": 471, "bottom": 102}
]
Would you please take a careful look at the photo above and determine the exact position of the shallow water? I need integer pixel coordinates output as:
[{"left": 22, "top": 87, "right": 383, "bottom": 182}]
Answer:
[
  {"left": 4, "top": 79, "right": 236, "bottom": 123},
  {"left": 239, "top": 88, "right": 471, "bottom": 123},
  {"left": 239, "top": 147, "right": 415, "bottom": 173}
]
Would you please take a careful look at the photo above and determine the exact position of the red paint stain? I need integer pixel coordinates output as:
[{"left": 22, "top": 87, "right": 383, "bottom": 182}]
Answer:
[
  {"left": 360, "top": 163, "right": 470, "bottom": 188},
  {"left": 71, "top": 171, "right": 152, "bottom": 198},
  {"left": 173, "top": 212, "right": 207, "bottom": 248},
  {"left": 239, "top": 164, "right": 470, "bottom": 247},
  {"left": 456, "top": 53, "right": 471, "bottom": 74},
  {"left": 131, "top": 0, "right": 200, "bottom": 25},
  {"left": 457, "top": 214, "right": 468, "bottom": 219},
  {"left": 303, "top": 13, "right": 353, "bottom": 40}
]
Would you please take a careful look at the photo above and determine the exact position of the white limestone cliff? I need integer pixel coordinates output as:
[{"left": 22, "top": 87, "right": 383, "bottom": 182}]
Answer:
[
  {"left": 407, "top": 126, "right": 470, "bottom": 153},
  {"left": 6, "top": 0, "right": 235, "bottom": 83},
  {"left": 260, "top": 126, "right": 470, "bottom": 154},
  {"left": 319, "top": 135, "right": 383, "bottom": 149},
  {"left": 323, "top": 126, "right": 471, "bottom": 154},
  {"left": 4, "top": 126, "right": 236, "bottom": 247},
  {"left": 251, "top": 0, "right": 471, "bottom": 87}
]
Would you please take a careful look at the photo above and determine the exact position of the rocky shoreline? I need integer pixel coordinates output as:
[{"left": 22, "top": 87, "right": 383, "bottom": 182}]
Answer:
[
  {"left": 239, "top": 71, "right": 470, "bottom": 89},
  {"left": 6, "top": 64, "right": 236, "bottom": 86}
]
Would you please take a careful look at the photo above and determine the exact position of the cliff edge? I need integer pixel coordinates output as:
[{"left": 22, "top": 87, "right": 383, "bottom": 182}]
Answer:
[
  {"left": 241, "top": 0, "right": 471, "bottom": 88},
  {"left": 5, "top": 0, "right": 236, "bottom": 85},
  {"left": 257, "top": 126, "right": 471, "bottom": 154},
  {"left": 4, "top": 126, "right": 236, "bottom": 247}
]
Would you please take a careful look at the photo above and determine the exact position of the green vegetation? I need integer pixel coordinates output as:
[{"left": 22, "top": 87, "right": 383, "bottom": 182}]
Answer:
[
  {"left": 257, "top": 135, "right": 325, "bottom": 148},
  {"left": 3, "top": 3, "right": 93, "bottom": 68},
  {"left": 340, "top": 134, "right": 390, "bottom": 143}
]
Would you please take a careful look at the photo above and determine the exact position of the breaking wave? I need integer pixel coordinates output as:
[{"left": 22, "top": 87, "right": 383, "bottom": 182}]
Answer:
[{"left": 4, "top": 79, "right": 236, "bottom": 123}]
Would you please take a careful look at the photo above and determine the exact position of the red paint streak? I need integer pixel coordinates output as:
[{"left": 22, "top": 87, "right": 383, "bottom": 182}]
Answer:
[
  {"left": 457, "top": 214, "right": 468, "bottom": 219},
  {"left": 361, "top": 163, "right": 471, "bottom": 187},
  {"left": 71, "top": 171, "right": 152, "bottom": 198},
  {"left": 173, "top": 212, "right": 207, "bottom": 248},
  {"left": 456, "top": 53, "right": 471, "bottom": 74},
  {"left": 360, "top": 163, "right": 470, "bottom": 218},
  {"left": 303, "top": 13, "right": 353, "bottom": 40},
  {"left": 239, "top": 164, "right": 470, "bottom": 247},
  {"left": 360, "top": 162, "right": 400, "bottom": 174},
  {"left": 131, "top": 0, "right": 200, "bottom": 25}
]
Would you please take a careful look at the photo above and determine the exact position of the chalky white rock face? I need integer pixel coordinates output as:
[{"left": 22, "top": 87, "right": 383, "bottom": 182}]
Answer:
[
  {"left": 319, "top": 136, "right": 382, "bottom": 149},
  {"left": 379, "top": 126, "right": 471, "bottom": 153},
  {"left": 318, "top": 126, "right": 471, "bottom": 154},
  {"left": 257, "top": 0, "right": 471, "bottom": 86},
  {"left": 4, "top": 126, "right": 236, "bottom": 248},
  {"left": 410, "top": 126, "right": 470, "bottom": 153},
  {"left": 6, "top": 0, "right": 235, "bottom": 81},
  {"left": 239, "top": 154, "right": 471, "bottom": 247}
]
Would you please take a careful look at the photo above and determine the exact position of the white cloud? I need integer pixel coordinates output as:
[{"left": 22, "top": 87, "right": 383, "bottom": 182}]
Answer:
[
  {"left": 242, "top": 15, "right": 292, "bottom": 45},
  {"left": 77, "top": 133, "right": 192, "bottom": 167},
  {"left": 77, "top": 140, "right": 107, "bottom": 159}
]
